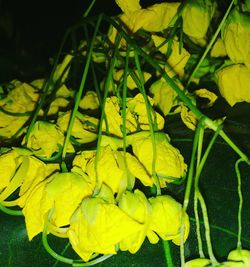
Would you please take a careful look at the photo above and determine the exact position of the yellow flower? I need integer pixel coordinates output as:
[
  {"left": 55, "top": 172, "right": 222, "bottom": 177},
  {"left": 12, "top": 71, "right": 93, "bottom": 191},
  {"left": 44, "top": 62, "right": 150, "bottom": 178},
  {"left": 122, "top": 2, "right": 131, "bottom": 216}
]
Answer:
[
  {"left": 182, "top": 0, "right": 216, "bottom": 46},
  {"left": 149, "top": 195, "right": 190, "bottom": 245},
  {"left": 185, "top": 258, "right": 211, "bottom": 267},
  {"left": 102, "top": 94, "right": 164, "bottom": 137},
  {"left": 0, "top": 81, "right": 41, "bottom": 138},
  {"left": 221, "top": 8, "right": 250, "bottom": 69},
  {"left": 22, "top": 171, "right": 93, "bottom": 240},
  {"left": 126, "top": 93, "right": 165, "bottom": 131},
  {"left": 194, "top": 88, "right": 218, "bottom": 108},
  {"left": 72, "top": 145, "right": 153, "bottom": 194},
  {"left": 131, "top": 132, "right": 187, "bottom": 187},
  {"left": 79, "top": 91, "right": 99, "bottom": 110},
  {"left": 152, "top": 35, "right": 190, "bottom": 78},
  {"left": 227, "top": 249, "right": 250, "bottom": 266},
  {"left": 149, "top": 78, "right": 184, "bottom": 116},
  {"left": 215, "top": 64, "right": 250, "bottom": 106},
  {"left": 57, "top": 111, "right": 98, "bottom": 144},
  {"left": 113, "top": 69, "right": 151, "bottom": 90},
  {"left": 118, "top": 190, "right": 154, "bottom": 253},
  {"left": 23, "top": 121, "right": 74, "bottom": 158},
  {"left": 210, "top": 38, "right": 227, "bottom": 58},
  {"left": 68, "top": 184, "right": 142, "bottom": 262},
  {"left": 46, "top": 85, "right": 72, "bottom": 115},
  {"left": 118, "top": 2, "right": 180, "bottom": 33},
  {"left": 0, "top": 147, "right": 60, "bottom": 217},
  {"left": 180, "top": 105, "right": 197, "bottom": 131}
]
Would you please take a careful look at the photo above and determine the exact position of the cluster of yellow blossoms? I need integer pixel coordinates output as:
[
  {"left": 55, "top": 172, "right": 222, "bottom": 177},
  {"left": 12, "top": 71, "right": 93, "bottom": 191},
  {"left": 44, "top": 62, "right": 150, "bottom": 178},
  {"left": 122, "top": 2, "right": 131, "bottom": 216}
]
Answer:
[
  {"left": 1, "top": 0, "right": 250, "bottom": 265},
  {"left": 0, "top": 135, "right": 189, "bottom": 261}
]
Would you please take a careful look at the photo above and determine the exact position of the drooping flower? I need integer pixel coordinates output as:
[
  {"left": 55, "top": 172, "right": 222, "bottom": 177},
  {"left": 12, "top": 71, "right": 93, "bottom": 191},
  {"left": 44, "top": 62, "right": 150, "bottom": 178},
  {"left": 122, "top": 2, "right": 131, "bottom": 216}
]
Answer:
[
  {"left": 23, "top": 120, "right": 74, "bottom": 158},
  {"left": 57, "top": 111, "right": 98, "bottom": 144},
  {"left": 221, "top": 7, "right": 250, "bottom": 69},
  {"left": 118, "top": 2, "right": 180, "bottom": 33},
  {"left": 68, "top": 184, "right": 143, "bottom": 262},
  {"left": 227, "top": 249, "right": 250, "bottom": 266},
  {"left": 215, "top": 64, "right": 250, "bottom": 106},
  {"left": 152, "top": 35, "right": 190, "bottom": 78},
  {"left": 131, "top": 132, "right": 187, "bottom": 187},
  {"left": 79, "top": 91, "right": 99, "bottom": 110},
  {"left": 102, "top": 94, "right": 164, "bottom": 137},
  {"left": 182, "top": 0, "right": 216, "bottom": 46},
  {"left": 113, "top": 69, "right": 152, "bottom": 90},
  {"left": 71, "top": 145, "right": 153, "bottom": 194},
  {"left": 0, "top": 81, "right": 41, "bottom": 138},
  {"left": 118, "top": 189, "right": 155, "bottom": 253},
  {"left": 149, "top": 195, "right": 190, "bottom": 245},
  {"left": 22, "top": 171, "right": 93, "bottom": 240}
]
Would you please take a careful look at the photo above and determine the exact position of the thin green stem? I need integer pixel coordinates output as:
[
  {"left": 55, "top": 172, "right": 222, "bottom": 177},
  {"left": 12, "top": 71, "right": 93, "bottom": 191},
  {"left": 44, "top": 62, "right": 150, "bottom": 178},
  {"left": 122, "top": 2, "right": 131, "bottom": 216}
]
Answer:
[
  {"left": 61, "top": 14, "right": 103, "bottom": 163},
  {"left": 197, "top": 192, "right": 218, "bottom": 265},
  {"left": 162, "top": 241, "right": 174, "bottom": 267},
  {"left": 42, "top": 229, "right": 113, "bottom": 266},
  {"left": 134, "top": 51, "right": 161, "bottom": 195},
  {"left": 83, "top": 0, "right": 97, "bottom": 17},
  {"left": 0, "top": 203, "right": 23, "bottom": 216},
  {"left": 235, "top": 158, "right": 245, "bottom": 250},
  {"left": 194, "top": 124, "right": 205, "bottom": 258}
]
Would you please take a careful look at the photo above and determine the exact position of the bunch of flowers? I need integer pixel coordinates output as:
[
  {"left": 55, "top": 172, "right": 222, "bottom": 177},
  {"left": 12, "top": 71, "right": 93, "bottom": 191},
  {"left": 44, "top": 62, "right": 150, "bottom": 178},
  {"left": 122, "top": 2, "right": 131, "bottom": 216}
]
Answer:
[{"left": 0, "top": 0, "right": 250, "bottom": 266}]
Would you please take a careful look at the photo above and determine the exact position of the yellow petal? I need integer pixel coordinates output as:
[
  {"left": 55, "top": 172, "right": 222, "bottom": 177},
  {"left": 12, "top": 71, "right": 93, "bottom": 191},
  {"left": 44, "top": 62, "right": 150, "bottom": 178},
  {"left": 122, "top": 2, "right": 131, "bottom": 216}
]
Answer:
[
  {"left": 126, "top": 93, "right": 165, "bottom": 131},
  {"left": 194, "top": 88, "right": 218, "bottom": 108},
  {"left": 0, "top": 148, "right": 23, "bottom": 192},
  {"left": 57, "top": 111, "right": 98, "bottom": 144},
  {"left": 182, "top": 0, "right": 216, "bottom": 45},
  {"left": 149, "top": 79, "right": 175, "bottom": 116},
  {"left": 22, "top": 179, "right": 53, "bottom": 240},
  {"left": 185, "top": 258, "right": 211, "bottom": 267},
  {"left": 216, "top": 64, "right": 250, "bottom": 106},
  {"left": 121, "top": 3, "right": 180, "bottom": 33},
  {"left": 210, "top": 38, "right": 227, "bottom": 58},
  {"left": 115, "top": 0, "right": 141, "bottom": 14},
  {"left": 79, "top": 91, "right": 99, "bottom": 110},
  {"left": 180, "top": 105, "right": 197, "bottom": 131},
  {"left": 113, "top": 69, "right": 151, "bottom": 90},
  {"left": 119, "top": 190, "right": 151, "bottom": 253},
  {"left": 44, "top": 172, "right": 93, "bottom": 227},
  {"left": 53, "top": 54, "right": 73, "bottom": 83}
]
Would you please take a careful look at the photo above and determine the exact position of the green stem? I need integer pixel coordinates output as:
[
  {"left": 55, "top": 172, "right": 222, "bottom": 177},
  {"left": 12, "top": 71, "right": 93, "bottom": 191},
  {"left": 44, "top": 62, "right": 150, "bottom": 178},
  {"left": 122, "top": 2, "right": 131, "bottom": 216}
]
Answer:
[
  {"left": 197, "top": 192, "right": 218, "bottom": 265},
  {"left": 61, "top": 14, "right": 103, "bottom": 163},
  {"left": 162, "top": 240, "right": 174, "bottom": 267},
  {"left": 0, "top": 203, "right": 23, "bottom": 216},
  {"left": 235, "top": 158, "right": 245, "bottom": 250},
  {"left": 134, "top": 51, "right": 161, "bottom": 195}
]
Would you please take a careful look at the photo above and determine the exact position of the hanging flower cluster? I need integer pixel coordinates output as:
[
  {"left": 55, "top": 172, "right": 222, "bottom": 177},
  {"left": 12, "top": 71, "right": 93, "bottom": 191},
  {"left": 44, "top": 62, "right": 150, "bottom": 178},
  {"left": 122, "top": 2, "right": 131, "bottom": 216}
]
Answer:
[{"left": 0, "top": 0, "right": 250, "bottom": 265}]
